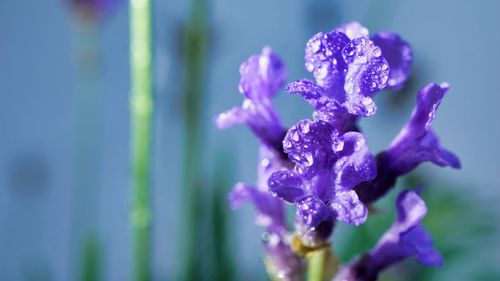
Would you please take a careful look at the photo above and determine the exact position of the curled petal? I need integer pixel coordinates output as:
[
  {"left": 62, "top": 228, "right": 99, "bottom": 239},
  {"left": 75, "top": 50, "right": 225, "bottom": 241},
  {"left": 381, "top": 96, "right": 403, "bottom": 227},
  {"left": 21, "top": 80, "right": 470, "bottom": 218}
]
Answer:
[
  {"left": 372, "top": 32, "right": 413, "bottom": 90},
  {"left": 335, "top": 21, "right": 369, "bottom": 39},
  {"left": 386, "top": 83, "right": 461, "bottom": 174},
  {"left": 268, "top": 169, "right": 304, "bottom": 203},
  {"left": 371, "top": 190, "right": 442, "bottom": 269},
  {"left": 330, "top": 190, "right": 367, "bottom": 225},
  {"left": 332, "top": 132, "right": 376, "bottom": 190},
  {"left": 229, "top": 183, "right": 285, "bottom": 231},
  {"left": 304, "top": 31, "right": 349, "bottom": 96},
  {"left": 239, "top": 47, "right": 286, "bottom": 100},
  {"left": 286, "top": 80, "right": 354, "bottom": 130},
  {"left": 282, "top": 119, "right": 337, "bottom": 177},
  {"left": 342, "top": 37, "right": 389, "bottom": 116}
]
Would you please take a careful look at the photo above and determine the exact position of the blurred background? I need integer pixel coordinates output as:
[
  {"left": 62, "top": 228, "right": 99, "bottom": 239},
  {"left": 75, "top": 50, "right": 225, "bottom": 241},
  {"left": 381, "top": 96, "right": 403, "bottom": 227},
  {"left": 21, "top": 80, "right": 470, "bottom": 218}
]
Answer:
[{"left": 1, "top": 0, "right": 499, "bottom": 280}]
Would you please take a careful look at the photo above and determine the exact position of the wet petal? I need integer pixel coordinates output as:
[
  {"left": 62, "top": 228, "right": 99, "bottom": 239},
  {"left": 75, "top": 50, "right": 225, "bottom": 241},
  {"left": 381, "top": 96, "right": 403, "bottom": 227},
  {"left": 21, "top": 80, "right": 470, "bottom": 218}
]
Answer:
[
  {"left": 295, "top": 196, "right": 334, "bottom": 246},
  {"left": 342, "top": 37, "right": 389, "bottom": 116},
  {"left": 304, "top": 31, "right": 349, "bottom": 96},
  {"left": 239, "top": 47, "right": 287, "bottom": 100},
  {"left": 268, "top": 169, "right": 305, "bottom": 203},
  {"left": 335, "top": 21, "right": 369, "bottom": 39},
  {"left": 330, "top": 190, "right": 368, "bottom": 225},
  {"left": 282, "top": 119, "right": 337, "bottom": 177},
  {"left": 332, "top": 132, "right": 376, "bottom": 190},
  {"left": 372, "top": 32, "right": 413, "bottom": 90}
]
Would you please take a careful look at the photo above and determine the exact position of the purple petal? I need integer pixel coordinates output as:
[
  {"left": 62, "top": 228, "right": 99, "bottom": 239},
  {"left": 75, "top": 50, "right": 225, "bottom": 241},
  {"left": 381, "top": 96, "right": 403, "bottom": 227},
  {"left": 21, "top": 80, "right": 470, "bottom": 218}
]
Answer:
[
  {"left": 286, "top": 80, "right": 354, "bottom": 130},
  {"left": 386, "top": 83, "right": 461, "bottom": 174},
  {"left": 402, "top": 225, "right": 444, "bottom": 266},
  {"left": 330, "top": 190, "right": 368, "bottom": 225},
  {"left": 372, "top": 32, "right": 413, "bottom": 90},
  {"left": 342, "top": 37, "right": 389, "bottom": 116},
  {"left": 304, "top": 31, "right": 349, "bottom": 97},
  {"left": 295, "top": 196, "right": 334, "bottom": 246},
  {"left": 215, "top": 106, "right": 248, "bottom": 129},
  {"left": 370, "top": 190, "right": 442, "bottom": 269},
  {"left": 239, "top": 47, "right": 286, "bottom": 100},
  {"left": 268, "top": 169, "right": 305, "bottom": 203},
  {"left": 332, "top": 132, "right": 376, "bottom": 190},
  {"left": 335, "top": 21, "right": 369, "bottom": 39},
  {"left": 229, "top": 183, "right": 286, "bottom": 231},
  {"left": 282, "top": 119, "right": 337, "bottom": 177}
]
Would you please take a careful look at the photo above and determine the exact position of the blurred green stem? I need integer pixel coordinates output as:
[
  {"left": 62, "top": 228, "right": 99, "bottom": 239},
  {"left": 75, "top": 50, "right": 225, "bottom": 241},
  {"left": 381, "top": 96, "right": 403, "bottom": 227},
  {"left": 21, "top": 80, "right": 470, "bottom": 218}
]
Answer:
[
  {"left": 130, "top": 0, "right": 153, "bottom": 280},
  {"left": 307, "top": 248, "right": 337, "bottom": 281},
  {"left": 179, "top": 0, "right": 209, "bottom": 280}
]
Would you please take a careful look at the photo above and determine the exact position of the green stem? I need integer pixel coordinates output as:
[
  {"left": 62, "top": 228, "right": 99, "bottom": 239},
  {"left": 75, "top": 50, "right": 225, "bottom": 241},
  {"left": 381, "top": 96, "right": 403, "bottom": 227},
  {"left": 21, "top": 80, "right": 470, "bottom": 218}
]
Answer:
[
  {"left": 130, "top": 0, "right": 153, "bottom": 280},
  {"left": 307, "top": 248, "right": 338, "bottom": 281}
]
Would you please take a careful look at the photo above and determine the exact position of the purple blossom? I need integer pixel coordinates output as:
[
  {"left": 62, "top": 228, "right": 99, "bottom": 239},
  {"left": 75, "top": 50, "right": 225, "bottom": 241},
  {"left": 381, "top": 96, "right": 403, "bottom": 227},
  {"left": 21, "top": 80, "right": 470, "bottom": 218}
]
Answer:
[
  {"left": 216, "top": 47, "right": 287, "bottom": 151},
  {"left": 385, "top": 83, "right": 461, "bottom": 174},
  {"left": 355, "top": 83, "right": 460, "bottom": 204},
  {"left": 268, "top": 119, "right": 375, "bottom": 245},
  {"left": 333, "top": 190, "right": 442, "bottom": 281},
  {"left": 216, "top": 21, "right": 460, "bottom": 281}
]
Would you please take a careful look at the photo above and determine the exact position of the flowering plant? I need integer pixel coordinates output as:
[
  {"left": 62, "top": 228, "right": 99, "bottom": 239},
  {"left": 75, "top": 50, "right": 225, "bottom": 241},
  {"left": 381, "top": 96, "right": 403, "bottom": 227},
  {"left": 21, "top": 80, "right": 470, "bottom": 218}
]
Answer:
[{"left": 216, "top": 22, "right": 460, "bottom": 281}]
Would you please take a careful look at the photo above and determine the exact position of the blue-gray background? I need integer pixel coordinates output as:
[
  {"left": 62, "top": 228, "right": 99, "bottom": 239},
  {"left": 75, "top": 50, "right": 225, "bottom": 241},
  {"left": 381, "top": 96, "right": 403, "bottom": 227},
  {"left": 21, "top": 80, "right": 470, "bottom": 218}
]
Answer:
[{"left": 1, "top": 0, "right": 499, "bottom": 280}]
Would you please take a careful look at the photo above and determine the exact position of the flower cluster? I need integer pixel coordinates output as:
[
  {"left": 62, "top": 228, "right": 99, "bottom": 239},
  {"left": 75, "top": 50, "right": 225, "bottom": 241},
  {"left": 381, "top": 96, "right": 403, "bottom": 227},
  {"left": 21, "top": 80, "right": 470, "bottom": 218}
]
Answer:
[{"left": 216, "top": 22, "right": 460, "bottom": 281}]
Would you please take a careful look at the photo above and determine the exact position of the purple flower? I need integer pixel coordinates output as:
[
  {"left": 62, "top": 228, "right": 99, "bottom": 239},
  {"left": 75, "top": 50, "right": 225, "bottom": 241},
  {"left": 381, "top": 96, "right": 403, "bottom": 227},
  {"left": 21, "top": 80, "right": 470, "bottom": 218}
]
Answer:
[
  {"left": 385, "top": 83, "right": 461, "bottom": 174},
  {"left": 229, "top": 146, "right": 304, "bottom": 280},
  {"left": 333, "top": 189, "right": 442, "bottom": 281},
  {"left": 268, "top": 119, "right": 376, "bottom": 245},
  {"left": 68, "top": 0, "right": 119, "bottom": 22},
  {"left": 289, "top": 22, "right": 414, "bottom": 122},
  {"left": 355, "top": 83, "right": 460, "bottom": 204},
  {"left": 216, "top": 47, "right": 287, "bottom": 151}
]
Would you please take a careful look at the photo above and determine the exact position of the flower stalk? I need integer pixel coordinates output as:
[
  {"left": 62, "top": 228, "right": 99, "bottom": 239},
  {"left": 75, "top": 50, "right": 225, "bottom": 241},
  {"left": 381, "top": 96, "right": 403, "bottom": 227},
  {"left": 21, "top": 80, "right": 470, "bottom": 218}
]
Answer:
[{"left": 129, "top": 0, "right": 153, "bottom": 280}]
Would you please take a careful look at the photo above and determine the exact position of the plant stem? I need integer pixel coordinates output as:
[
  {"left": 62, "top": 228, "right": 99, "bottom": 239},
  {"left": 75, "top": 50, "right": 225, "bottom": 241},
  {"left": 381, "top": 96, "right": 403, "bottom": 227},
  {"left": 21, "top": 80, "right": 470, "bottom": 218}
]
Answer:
[
  {"left": 307, "top": 248, "right": 338, "bottom": 281},
  {"left": 130, "top": 0, "right": 153, "bottom": 280}
]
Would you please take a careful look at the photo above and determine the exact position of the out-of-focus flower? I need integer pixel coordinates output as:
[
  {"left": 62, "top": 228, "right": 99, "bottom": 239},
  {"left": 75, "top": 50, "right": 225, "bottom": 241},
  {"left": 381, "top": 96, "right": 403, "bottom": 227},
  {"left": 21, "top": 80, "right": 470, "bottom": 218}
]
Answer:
[
  {"left": 68, "top": 0, "right": 119, "bottom": 23},
  {"left": 334, "top": 189, "right": 442, "bottom": 281},
  {"left": 220, "top": 50, "right": 303, "bottom": 280},
  {"left": 216, "top": 47, "right": 287, "bottom": 151}
]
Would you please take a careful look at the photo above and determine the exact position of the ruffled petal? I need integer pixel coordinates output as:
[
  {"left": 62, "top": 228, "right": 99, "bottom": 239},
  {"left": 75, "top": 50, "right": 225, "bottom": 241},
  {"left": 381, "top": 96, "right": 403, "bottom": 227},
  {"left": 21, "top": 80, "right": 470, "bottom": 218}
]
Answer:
[
  {"left": 282, "top": 119, "right": 337, "bottom": 177},
  {"left": 335, "top": 21, "right": 369, "bottom": 39},
  {"left": 286, "top": 80, "right": 354, "bottom": 130},
  {"left": 229, "top": 183, "right": 285, "bottom": 231},
  {"left": 304, "top": 31, "right": 350, "bottom": 97},
  {"left": 239, "top": 47, "right": 286, "bottom": 100},
  {"left": 342, "top": 37, "right": 389, "bottom": 116},
  {"left": 385, "top": 83, "right": 461, "bottom": 174},
  {"left": 268, "top": 169, "right": 305, "bottom": 203},
  {"left": 371, "top": 32, "right": 413, "bottom": 90},
  {"left": 330, "top": 190, "right": 368, "bottom": 225},
  {"left": 332, "top": 132, "right": 376, "bottom": 190}
]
